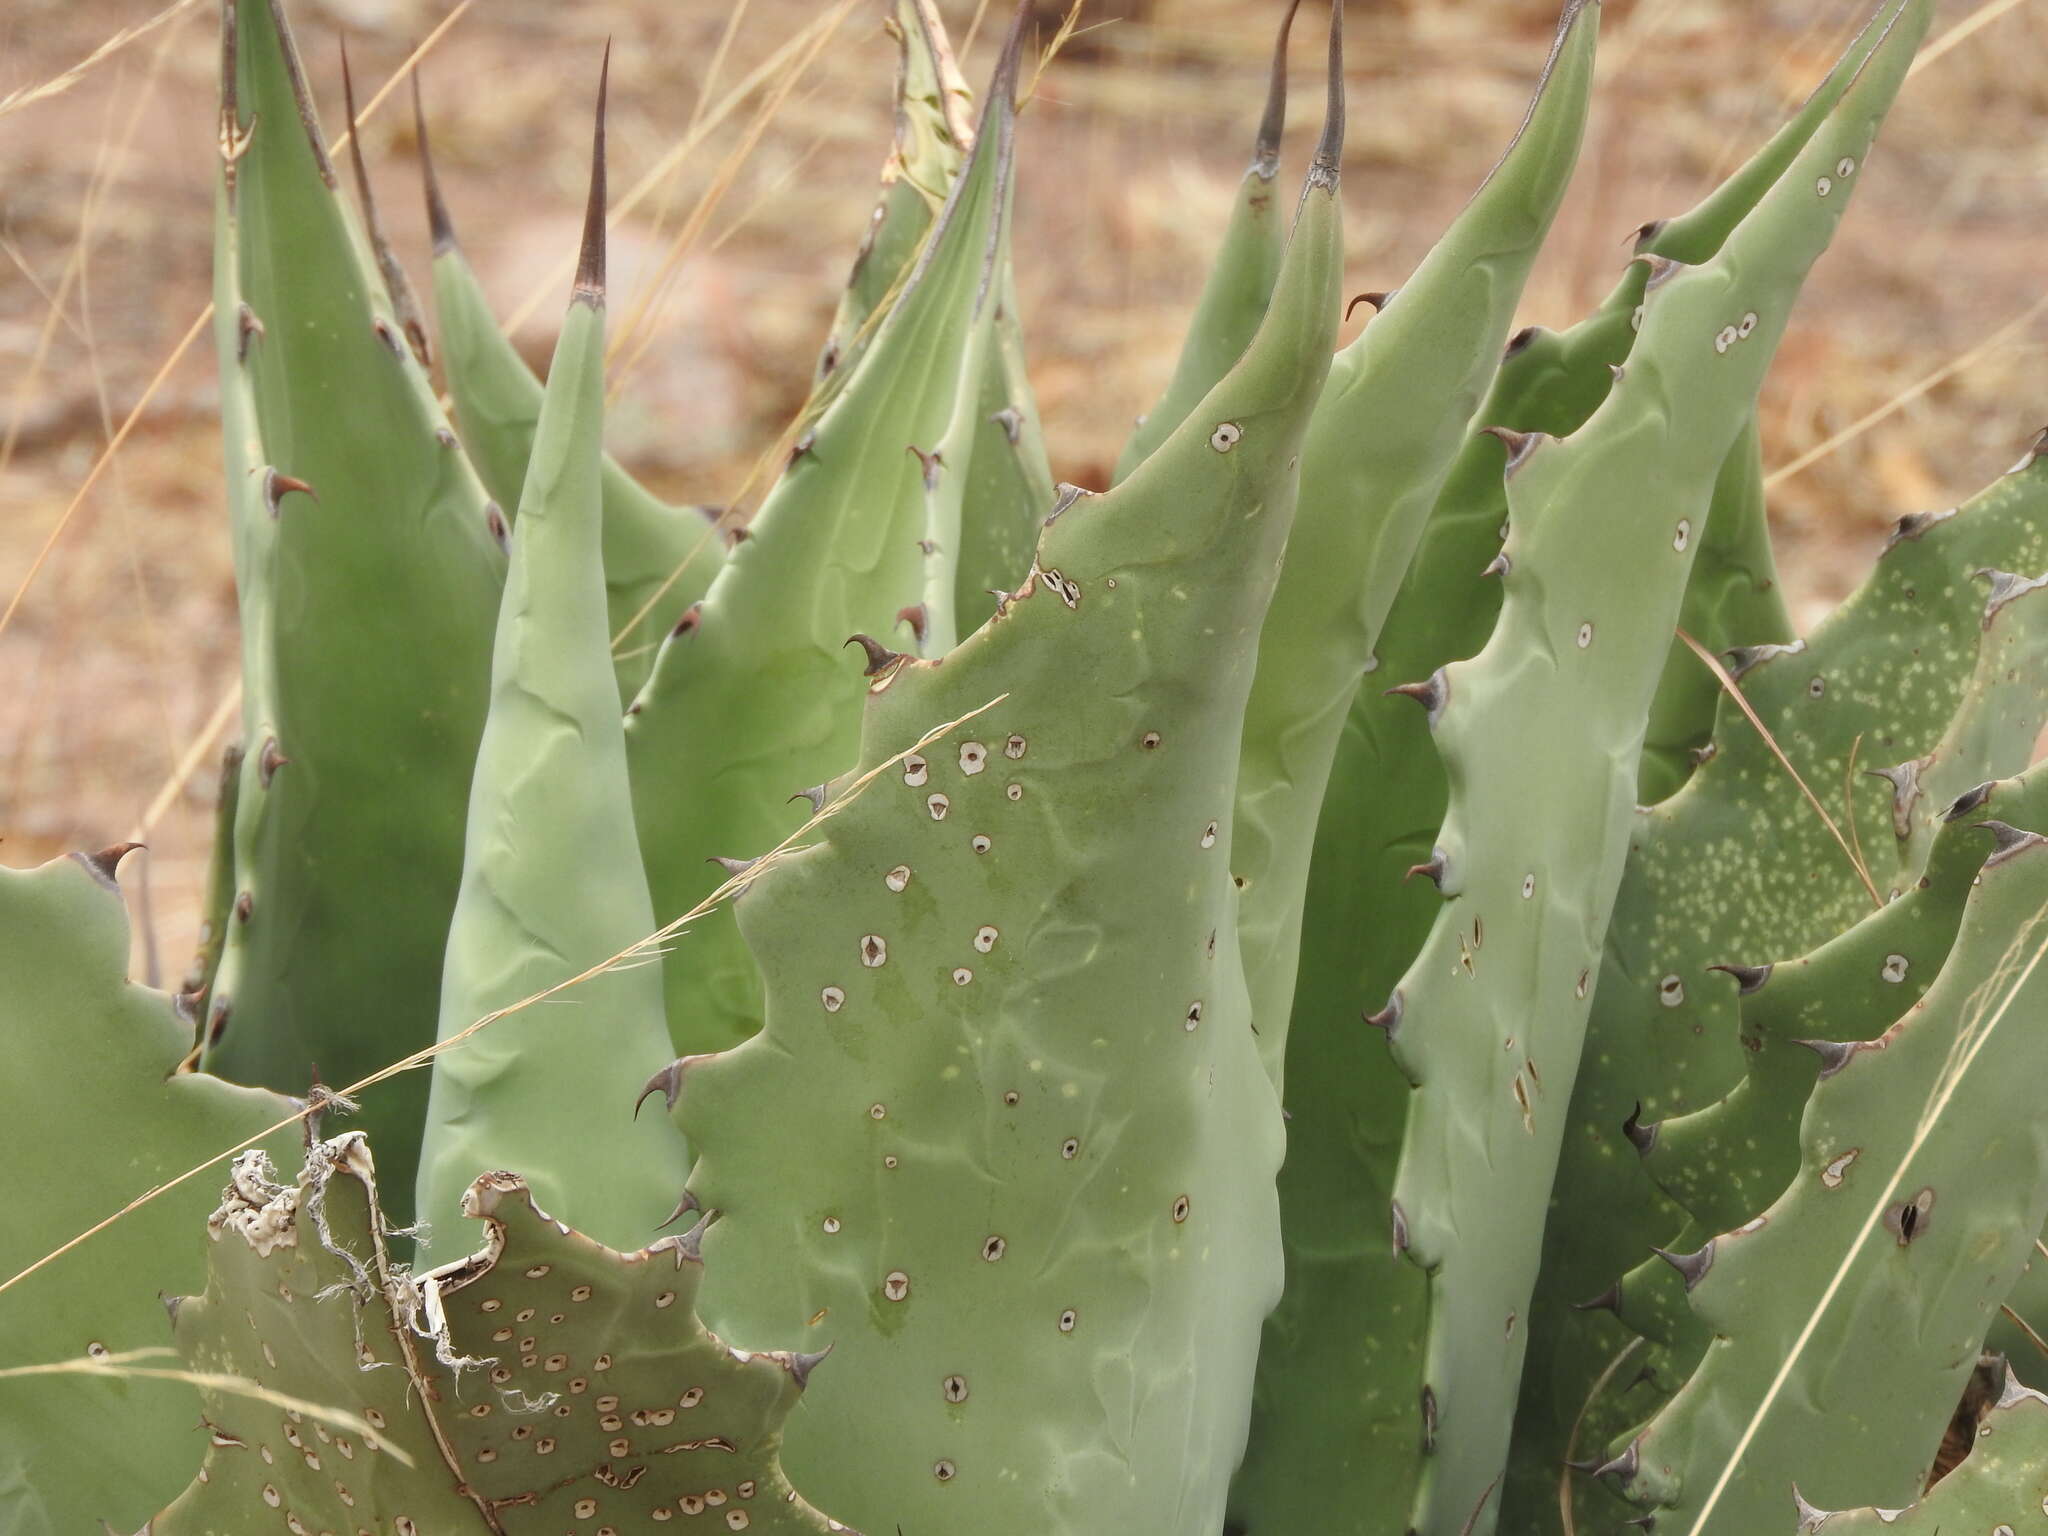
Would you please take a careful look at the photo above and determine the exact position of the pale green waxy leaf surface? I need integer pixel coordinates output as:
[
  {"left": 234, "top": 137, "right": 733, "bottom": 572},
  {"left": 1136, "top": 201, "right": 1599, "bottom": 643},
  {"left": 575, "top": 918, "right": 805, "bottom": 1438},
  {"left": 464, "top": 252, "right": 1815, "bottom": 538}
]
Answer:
[
  {"left": 1612, "top": 827, "right": 2048, "bottom": 1533},
  {"left": 1111, "top": 0, "right": 1297, "bottom": 484},
  {"left": 415, "top": 252, "right": 690, "bottom": 1264},
  {"left": 813, "top": 0, "right": 973, "bottom": 390},
  {"left": 425, "top": 217, "right": 728, "bottom": 707},
  {"left": 201, "top": 0, "right": 505, "bottom": 1223},
  {"left": 1236, "top": 0, "right": 1596, "bottom": 1087},
  {"left": 1804, "top": 1372, "right": 2048, "bottom": 1534},
  {"left": 1382, "top": 8, "right": 1930, "bottom": 1528},
  {"left": 1645, "top": 765, "right": 2048, "bottom": 1239},
  {"left": 1531, "top": 437, "right": 2048, "bottom": 1519},
  {"left": 153, "top": 1136, "right": 848, "bottom": 1534},
  {"left": 664, "top": 87, "right": 1344, "bottom": 1534},
  {"left": 626, "top": 36, "right": 1026, "bottom": 1062},
  {"left": 1224, "top": 10, "right": 1598, "bottom": 1526},
  {"left": 0, "top": 851, "right": 297, "bottom": 1536}
]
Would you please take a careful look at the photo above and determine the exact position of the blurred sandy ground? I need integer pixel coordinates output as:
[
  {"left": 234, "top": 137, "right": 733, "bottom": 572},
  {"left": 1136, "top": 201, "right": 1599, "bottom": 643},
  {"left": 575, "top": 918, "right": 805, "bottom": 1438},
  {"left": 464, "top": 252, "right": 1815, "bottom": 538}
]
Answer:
[{"left": 0, "top": 0, "right": 2042, "bottom": 976}]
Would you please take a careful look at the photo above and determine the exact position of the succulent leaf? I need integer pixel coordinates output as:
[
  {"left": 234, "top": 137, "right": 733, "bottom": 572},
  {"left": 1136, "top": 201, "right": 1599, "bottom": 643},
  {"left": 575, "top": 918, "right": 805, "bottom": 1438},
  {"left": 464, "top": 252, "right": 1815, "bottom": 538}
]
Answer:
[
  {"left": 1801, "top": 1366, "right": 2048, "bottom": 1533},
  {"left": 151, "top": 1135, "right": 849, "bottom": 1532},
  {"left": 414, "top": 94, "right": 691, "bottom": 1265},
  {"left": 1110, "top": 0, "right": 1299, "bottom": 483},
  {"left": 1224, "top": 10, "right": 1598, "bottom": 1524},
  {"left": 0, "top": 850, "right": 298, "bottom": 1535},
  {"left": 1531, "top": 438, "right": 2048, "bottom": 1519},
  {"left": 1235, "top": 0, "right": 1598, "bottom": 1088},
  {"left": 201, "top": 0, "right": 507, "bottom": 1225},
  {"left": 626, "top": 15, "right": 1031, "bottom": 1061},
  {"left": 1615, "top": 824, "right": 2048, "bottom": 1531},
  {"left": 813, "top": 0, "right": 975, "bottom": 390},
  {"left": 1381, "top": 6, "right": 1931, "bottom": 1528},
  {"left": 661, "top": 15, "right": 1347, "bottom": 1529},
  {"left": 417, "top": 80, "right": 728, "bottom": 708}
]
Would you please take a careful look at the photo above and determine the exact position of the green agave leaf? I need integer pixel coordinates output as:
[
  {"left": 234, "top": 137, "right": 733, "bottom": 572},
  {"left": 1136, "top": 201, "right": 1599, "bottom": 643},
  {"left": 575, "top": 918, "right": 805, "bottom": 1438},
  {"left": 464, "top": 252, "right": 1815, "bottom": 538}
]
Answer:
[
  {"left": 414, "top": 102, "right": 692, "bottom": 1268},
  {"left": 150, "top": 1135, "right": 850, "bottom": 1533},
  {"left": 1237, "top": 0, "right": 1597, "bottom": 1086},
  {"left": 1379, "top": 6, "right": 1931, "bottom": 1529},
  {"left": 626, "top": 15, "right": 1030, "bottom": 1061},
  {"left": 199, "top": 0, "right": 506, "bottom": 1223},
  {"left": 1110, "top": 0, "right": 1298, "bottom": 484},
  {"left": 651, "top": 16, "right": 1346, "bottom": 1530},
  {"left": 1225, "top": 7, "right": 1597, "bottom": 1526},
  {"left": 1247, "top": 4, "right": 1903, "bottom": 1520},
  {"left": 1644, "top": 763, "right": 2048, "bottom": 1241},
  {"left": 0, "top": 849, "right": 297, "bottom": 1535},
  {"left": 813, "top": 0, "right": 974, "bottom": 389},
  {"left": 1801, "top": 1367, "right": 2048, "bottom": 1534},
  {"left": 416, "top": 84, "right": 728, "bottom": 708},
  {"left": 1602, "top": 822, "right": 2048, "bottom": 1532},
  {"left": 1531, "top": 434, "right": 2048, "bottom": 1527}
]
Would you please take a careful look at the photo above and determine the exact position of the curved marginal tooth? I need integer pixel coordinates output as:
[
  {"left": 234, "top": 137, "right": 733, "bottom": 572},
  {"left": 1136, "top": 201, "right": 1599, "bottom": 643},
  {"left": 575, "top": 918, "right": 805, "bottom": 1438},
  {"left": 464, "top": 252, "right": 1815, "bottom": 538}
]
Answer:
[
  {"left": 1723, "top": 638, "right": 1805, "bottom": 680},
  {"left": 1385, "top": 668, "right": 1449, "bottom": 726},
  {"left": 786, "top": 1345, "right": 832, "bottom": 1390},
  {"left": 1363, "top": 988, "right": 1404, "bottom": 1037},
  {"left": 1651, "top": 1239, "right": 1715, "bottom": 1291},
  {"left": 1621, "top": 1102, "right": 1659, "bottom": 1156},
  {"left": 1707, "top": 961, "right": 1772, "bottom": 996},
  {"left": 1404, "top": 848, "right": 1449, "bottom": 890},
  {"left": 1942, "top": 780, "right": 1997, "bottom": 821},
  {"left": 844, "top": 633, "right": 907, "bottom": 677},
  {"left": 1479, "top": 425, "right": 1544, "bottom": 475},
  {"left": 1976, "top": 567, "right": 2048, "bottom": 624},
  {"left": 1792, "top": 1037, "right": 1859, "bottom": 1080},
  {"left": 1591, "top": 1437, "right": 1641, "bottom": 1485},
  {"left": 1979, "top": 819, "right": 2048, "bottom": 868},
  {"left": 1865, "top": 757, "right": 1926, "bottom": 840},
  {"left": 1880, "top": 506, "right": 1957, "bottom": 553},
  {"left": 1571, "top": 1281, "right": 1622, "bottom": 1315},
  {"left": 71, "top": 841, "right": 143, "bottom": 889}
]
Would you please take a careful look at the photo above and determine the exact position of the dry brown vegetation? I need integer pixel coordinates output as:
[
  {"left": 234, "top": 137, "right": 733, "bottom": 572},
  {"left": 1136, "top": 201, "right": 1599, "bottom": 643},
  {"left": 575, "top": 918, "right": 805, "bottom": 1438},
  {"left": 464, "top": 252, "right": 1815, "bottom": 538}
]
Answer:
[{"left": 1, "top": 0, "right": 2043, "bottom": 974}]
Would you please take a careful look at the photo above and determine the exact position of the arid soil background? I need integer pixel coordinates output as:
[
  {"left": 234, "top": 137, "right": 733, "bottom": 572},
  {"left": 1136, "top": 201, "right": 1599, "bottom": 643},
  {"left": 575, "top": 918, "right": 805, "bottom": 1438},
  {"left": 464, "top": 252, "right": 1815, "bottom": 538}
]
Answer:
[{"left": 1, "top": 0, "right": 2043, "bottom": 977}]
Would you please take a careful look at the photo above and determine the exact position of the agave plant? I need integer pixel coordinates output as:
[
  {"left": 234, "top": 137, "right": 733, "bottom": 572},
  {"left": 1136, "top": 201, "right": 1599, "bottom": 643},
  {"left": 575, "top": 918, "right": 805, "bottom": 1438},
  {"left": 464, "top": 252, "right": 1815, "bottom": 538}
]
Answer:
[{"left": 4, "top": 1, "right": 2047, "bottom": 1534}]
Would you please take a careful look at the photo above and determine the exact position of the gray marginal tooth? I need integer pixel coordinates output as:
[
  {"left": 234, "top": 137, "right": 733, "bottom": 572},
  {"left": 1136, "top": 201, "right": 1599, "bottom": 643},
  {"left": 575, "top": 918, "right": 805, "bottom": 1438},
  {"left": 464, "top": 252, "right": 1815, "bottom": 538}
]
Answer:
[
  {"left": 1792, "top": 1484, "right": 1833, "bottom": 1536},
  {"left": 1792, "top": 1037, "right": 1859, "bottom": 1080},
  {"left": 1592, "top": 1437, "right": 1642, "bottom": 1485},
  {"left": 1044, "top": 481, "right": 1095, "bottom": 525},
  {"left": 1621, "top": 1102, "right": 1658, "bottom": 1156},
  {"left": 1976, "top": 567, "right": 2048, "bottom": 623},
  {"left": 1651, "top": 1240, "right": 1715, "bottom": 1291},
  {"left": 1881, "top": 506, "right": 1957, "bottom": 553},
  {"left": 1571, "top": 1281, "right": 1622, "bottom": 1314},
  {"left": 1390, "top": 1199, "right": 1410, "bottom": 1257},
  {"left": 2006, "top": 426, "right": 2048, "bottom": 476},
  {"left": 1865, "top": 758, "right": 1926, "bottom": 840},
  {"left": 1943, "top": 780, "right": 1997, "bottom": 821},
  {"left": 987, "top": 405, "right": 1024, "bottom": 445},
  {"left": 1979, "top": 819, "right": 2048, "bottom": 868},
  {"left": 1708, "top": 961, "right": 1772, "bottom": 996},
  {"left": 1723, "top": 638, "right": 1805, "bottom": 680}
]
